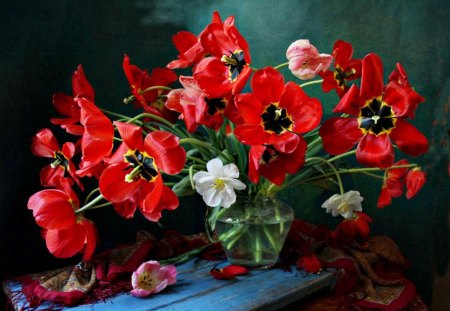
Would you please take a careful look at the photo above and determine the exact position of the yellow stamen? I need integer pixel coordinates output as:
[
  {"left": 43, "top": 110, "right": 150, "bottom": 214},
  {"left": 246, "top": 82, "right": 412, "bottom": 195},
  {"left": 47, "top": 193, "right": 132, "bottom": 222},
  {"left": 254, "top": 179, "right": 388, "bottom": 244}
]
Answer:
[
  {"left": 337, "top": 202, "right": 350, "bottom": 215},
  {"left": 214, "top": 179, "right": 226, "bottom": 191}
]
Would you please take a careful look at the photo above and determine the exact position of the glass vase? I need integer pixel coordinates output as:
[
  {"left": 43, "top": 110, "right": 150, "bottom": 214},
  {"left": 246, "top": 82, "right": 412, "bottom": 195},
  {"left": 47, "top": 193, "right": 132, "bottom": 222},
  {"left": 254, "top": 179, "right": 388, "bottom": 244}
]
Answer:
[{"left": 214, "top": 196, "right": 294, "bottom": 269}]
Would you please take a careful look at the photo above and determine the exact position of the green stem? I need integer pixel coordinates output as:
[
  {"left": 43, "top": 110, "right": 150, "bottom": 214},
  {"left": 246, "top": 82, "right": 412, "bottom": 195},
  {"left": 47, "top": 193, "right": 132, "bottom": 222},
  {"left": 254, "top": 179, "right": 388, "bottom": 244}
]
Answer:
[
  {"left": 76, "top": 194, "right": 104, "bottom": 214},
  {"left": 186, "top": 156, "right": 207, "bottom": 165},
  {"left": 306, "top": 157, "right": 344, "bottom": 194},
  {"left": 273, "top": 62, "right": 289, "bottom": 70},
  {"left": 101, "top": 108, "right": 131, "bottom": 120},
  {"left": 126, "top": 112, "right": 175, "bottom": 129},
  {"left": 89, "top": 202, "right": 112, "bottom": 209},
  {"left": 84, "top": 188, "right": 100, "bottom": 205},
  {"left": 180, "top": 138, "right": 234, "bottom": 162},
  {"left": 298, "top": 163, "right": 418, "bottom": 184},
  {"left": 140, "top": 85, "right": 172, "bottom": 93},
  {"left": 254, "top": 229, "right": 262, "bottom": 264},
  {"left": 123, "top": 86, "right": 173, "bottom": 104},
  {"left": 340, "top": 164, "right": 417, "bottom": 174},
  {"left": 159, "top": 244, "right": 211, "bottom": 266},
  {"left": 328, "top": 150, "right": 356, "bottom": 163},
  {"left": 299, "top": 79, "right": 324, "bottom": 88}
]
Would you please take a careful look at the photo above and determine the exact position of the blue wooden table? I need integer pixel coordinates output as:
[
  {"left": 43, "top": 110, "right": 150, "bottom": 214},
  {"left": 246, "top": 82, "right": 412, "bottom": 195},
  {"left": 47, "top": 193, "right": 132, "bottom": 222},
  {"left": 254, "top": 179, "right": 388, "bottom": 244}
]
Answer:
[{"left": 4, "top": 259, "right": 335, "bottom": 311}]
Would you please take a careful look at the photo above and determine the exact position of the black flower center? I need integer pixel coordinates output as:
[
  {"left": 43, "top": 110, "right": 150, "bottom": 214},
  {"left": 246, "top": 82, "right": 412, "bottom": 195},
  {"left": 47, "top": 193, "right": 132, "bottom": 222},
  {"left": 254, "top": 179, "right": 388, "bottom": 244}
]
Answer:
[
  {"left": 221, "top": 50, "right": 246, "bottom": 81},
  {"left": 124, "top": 150, "right": 158, "bottom": 182},
  {"left": 51, "top": 151, "right": 70, "bottom": 175},
  {"left": 261, "top": 145, "right": 279, "bottom": 165},
  {"left": 358, "top": 98, "right": 396, "bottom": 135},
  {"left": 261, "top": 103, "right": 293, "bottom": 135},
  {"left": 334, "top": 66, "right": 356, "bottom": 87},
  {"left": 204, "top": 97, "right": 228, "bottom": 116}
]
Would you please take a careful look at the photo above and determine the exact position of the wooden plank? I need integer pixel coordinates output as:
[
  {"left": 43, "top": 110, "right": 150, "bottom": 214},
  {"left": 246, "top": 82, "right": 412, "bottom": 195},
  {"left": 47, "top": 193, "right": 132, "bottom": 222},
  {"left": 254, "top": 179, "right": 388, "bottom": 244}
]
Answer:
[{"left": 4, "top": 260, "right": 335, "bottom": 311}]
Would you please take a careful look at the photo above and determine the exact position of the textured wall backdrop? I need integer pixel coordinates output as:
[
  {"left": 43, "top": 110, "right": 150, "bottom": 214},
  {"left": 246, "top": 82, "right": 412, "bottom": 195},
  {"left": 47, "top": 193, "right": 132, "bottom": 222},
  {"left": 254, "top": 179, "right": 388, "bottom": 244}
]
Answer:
[{"left": 1, "top": 0, "right": 449, "bottom": 305}]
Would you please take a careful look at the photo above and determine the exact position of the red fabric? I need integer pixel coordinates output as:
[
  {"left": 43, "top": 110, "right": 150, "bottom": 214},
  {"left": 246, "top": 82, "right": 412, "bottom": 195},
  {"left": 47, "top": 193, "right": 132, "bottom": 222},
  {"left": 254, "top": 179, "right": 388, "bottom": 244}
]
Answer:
[
  {"left": 280, "top": 220, "right": 428, "bottom": 310},
  {"left": 7, "top": 223, "right": 427, "bottom": 310}
]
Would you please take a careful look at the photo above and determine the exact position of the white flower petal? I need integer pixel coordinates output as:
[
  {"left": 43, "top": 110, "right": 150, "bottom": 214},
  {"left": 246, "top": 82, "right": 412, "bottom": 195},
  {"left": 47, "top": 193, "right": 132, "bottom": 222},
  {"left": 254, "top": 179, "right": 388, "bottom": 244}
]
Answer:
[
  {"left": 193, "top": 171, "right": 210, "bottom": 183},
  {"left": 222, "top": 178, "right": 246, "bottom": 191},
  {"left": 202, "top": 188, "right": 222, "bottom": 207},
  {"left": 222, "top": 163, "right": 240, "bottom": 179},
  {"left": 195, "top": 180, "right": 215, "bottom": 195},
  {"left": 206, "top": 158, "right": 223, "bottom": 177},
  {"left": 197, "top": 175, "right": 216, "bottom": 184},
  {"left": 322, "top": 191, "right": 364, "bottom": 219},
  {"left": 221, "top": 189, "right": 236, "bottom": 208},
  {"left": 342, "top": 210, "right": 353, "bottom": 219}
]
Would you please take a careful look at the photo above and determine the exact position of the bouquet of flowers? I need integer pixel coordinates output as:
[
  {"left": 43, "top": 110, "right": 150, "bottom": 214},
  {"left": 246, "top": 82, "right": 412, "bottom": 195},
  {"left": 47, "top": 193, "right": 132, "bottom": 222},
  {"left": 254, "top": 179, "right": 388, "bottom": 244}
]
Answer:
[{"left": 27, "top": 11, "right": 428, "bottom": 272}]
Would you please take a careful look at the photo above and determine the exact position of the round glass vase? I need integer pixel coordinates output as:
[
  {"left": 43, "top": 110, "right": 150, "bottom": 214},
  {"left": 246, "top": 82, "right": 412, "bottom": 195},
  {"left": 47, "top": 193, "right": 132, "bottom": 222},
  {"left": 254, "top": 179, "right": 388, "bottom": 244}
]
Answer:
[{"left": 214, "top": 196, "right": 294, "bottom": 269}]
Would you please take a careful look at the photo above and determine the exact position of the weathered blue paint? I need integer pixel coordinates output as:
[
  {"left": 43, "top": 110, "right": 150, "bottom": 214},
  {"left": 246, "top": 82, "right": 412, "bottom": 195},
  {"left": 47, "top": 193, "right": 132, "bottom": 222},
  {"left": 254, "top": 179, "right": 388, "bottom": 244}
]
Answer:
[{"left": 4, "top": 259, "right": 335, "bottom": 310}]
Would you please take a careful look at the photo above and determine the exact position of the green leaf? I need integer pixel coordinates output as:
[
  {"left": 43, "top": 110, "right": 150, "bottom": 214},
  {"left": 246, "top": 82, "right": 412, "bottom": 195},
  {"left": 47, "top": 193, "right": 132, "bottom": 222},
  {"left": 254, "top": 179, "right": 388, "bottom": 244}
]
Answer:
[{"left": 172, "top": 175, "right": 196, "bottom": 196}]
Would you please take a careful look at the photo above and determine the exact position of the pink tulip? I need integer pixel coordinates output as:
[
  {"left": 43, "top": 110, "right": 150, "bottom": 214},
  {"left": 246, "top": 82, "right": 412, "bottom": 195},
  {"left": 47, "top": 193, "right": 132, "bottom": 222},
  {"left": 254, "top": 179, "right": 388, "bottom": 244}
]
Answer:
[
  {"left": 130, "top": 261, "right": 177, "bottom": 297},
  {"left": 286, "top": 39, "right": 333, "bottom": 80}
]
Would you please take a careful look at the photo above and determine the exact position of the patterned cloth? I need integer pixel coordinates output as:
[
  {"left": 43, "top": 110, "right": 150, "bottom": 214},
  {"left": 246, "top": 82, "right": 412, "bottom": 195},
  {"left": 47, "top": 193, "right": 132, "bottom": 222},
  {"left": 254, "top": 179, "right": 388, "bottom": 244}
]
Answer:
[
  {"left": 6, "top": 230, "right": 209, "bottom": 309},
  {"left": 5, "top": 222, "right": 428, "bottom": 310},
  {"left": 281, "top": 220, "right": 428, "bottom": 311}
]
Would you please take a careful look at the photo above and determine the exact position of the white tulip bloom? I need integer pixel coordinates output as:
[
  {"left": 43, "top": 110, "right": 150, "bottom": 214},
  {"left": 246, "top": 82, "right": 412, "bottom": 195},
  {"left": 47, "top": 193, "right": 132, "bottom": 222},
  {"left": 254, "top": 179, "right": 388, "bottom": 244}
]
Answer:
[
  {"left": 321, "top": 190, "right": 363, "bottom": 219},
  {"left": 193, "top": 158, "right": 246, "bottom": 208}
]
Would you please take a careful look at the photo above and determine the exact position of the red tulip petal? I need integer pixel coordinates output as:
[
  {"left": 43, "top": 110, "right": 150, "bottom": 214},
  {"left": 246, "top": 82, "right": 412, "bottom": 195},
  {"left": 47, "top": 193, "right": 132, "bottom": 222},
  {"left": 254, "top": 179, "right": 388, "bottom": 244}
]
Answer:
[
  {"left": 31, "top": 129, "right": 59, "bottom": 158},
  {"left": 377, "top": 186, "right": 392, "bottom": 208},
  {"left": 356, "top": 134, "right": 394, "bottom": 168},
  {"left": 234, "top": 124, "right": 271, "bottom": 146},
  {"left": 333, "top": 40, "right": 354, "bottom": 68},
  {"left": 390, "top": 119, "right": 429, "bottom": 156},
  {"left": 232, "top": 66, "right": 252, "bottom": 95},
  {"left": 222, "top": 265, "right": 248, "bottom": 276},
  {"left": 387, "top": 159, "right": 410, "bottom": 180},
  {"left": 248, "top": 145, "right": 265, "bottom": 184},
  {"left": 61, "top": 142, "right": 76, "bottom": 159},
  {"left": 141, "top": 177, "right": 164, "bottom": 222},
  {"left": 172, "top": 31, "right": 198, "bottom": 54},
  {"left": 271, "top": 132, "right": 299, "bottom": 153},
  {"left": 39, "top": 165, "right": 65, "bottom": 188},
  {"left": 165, "top": 89, "right": 183, "bottom": 113},
  {"left": 72, "top": 65, "right": 95, "bottom": 100},
  {"left": 113, "top": 200, "right": 138, "bottom": 219},
  {"left": 297, "top": 255, "right": 322, "bottom": 273},
  {"left": 251, "top": 67, "right": 284, "bottom": 106},
  {"left": 360, "top": 53, "right": 384, "bottom": 100},
  {"left": 144, "top": 131, "right": 185, "bottom": 175},
  {"left": 405, "top": 169, "right": 426, "bottom": 199},
  {"left": 333, "top": 84, "right": 363, "bottom": 116},
  {"left": 28, "top": 189, "right": 76, "bottom": 230},
  {"left": 194, "top": 57, "right": 231, "bottom": 98},
  {"left": 235, "top": 93, "right": 264, "bottom": 124},
  {"left": 386, "top": 178, "right": 404, "bottom": 197},
  {"left": 281, "top": 82, "right": 322, "bottom": 133},
  {"left": 114, "top": 121, "right": 143, "bottom": 151},
  {"left": 99, "top": 162, "right": 141, "bottom": 203},
  {"left": 319, "top": 117, "right": 362, "bottom": 155},
  {"left": 45, "top": 225, "right": 85, "bottom": 259},
  {"left": 80, "top": 219, "right": 98, "bottom": 261},
  {"left": 320, "top": 70, "right": 339, "bottom": 93},
  {"left": 52, "top": 93, "right": 77, "bottom": 117},
  {"left": 210, "top": 265, "right": 248, "bottom": 280}
]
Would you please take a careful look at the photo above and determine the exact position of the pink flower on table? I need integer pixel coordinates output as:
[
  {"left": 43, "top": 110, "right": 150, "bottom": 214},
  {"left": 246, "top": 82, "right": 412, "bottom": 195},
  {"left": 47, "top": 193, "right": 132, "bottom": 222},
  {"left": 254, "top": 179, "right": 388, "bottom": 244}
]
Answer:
[
  {"left": 286, "top": 39, "right": 333, "bottom": 80},
  {"left": 131, "top": 261, "right": 177, "bottom": 297}
]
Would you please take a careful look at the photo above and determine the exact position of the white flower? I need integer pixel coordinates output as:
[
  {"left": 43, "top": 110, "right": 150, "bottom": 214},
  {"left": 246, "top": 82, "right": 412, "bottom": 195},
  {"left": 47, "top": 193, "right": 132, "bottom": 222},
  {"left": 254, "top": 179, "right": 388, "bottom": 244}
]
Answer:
[
  {"left": 321, "top": 190, "right": 363, "bottom": 219},
  {"left": 193, "top": 158, "right": 246, "bottom": 208}
]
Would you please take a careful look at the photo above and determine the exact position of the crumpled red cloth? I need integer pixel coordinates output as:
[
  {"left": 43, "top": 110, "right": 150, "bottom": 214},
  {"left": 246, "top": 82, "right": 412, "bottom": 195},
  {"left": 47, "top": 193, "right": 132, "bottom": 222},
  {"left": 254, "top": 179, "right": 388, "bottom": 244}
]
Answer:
[
  {"left": 280, "top": 220, "right": 428, "bottom": 311},
  {"left": 6, "top": 222, "right": 428, "bottom": 310},
  {"left": 10, "top": 230, "right": 210, "bottom": 308}
]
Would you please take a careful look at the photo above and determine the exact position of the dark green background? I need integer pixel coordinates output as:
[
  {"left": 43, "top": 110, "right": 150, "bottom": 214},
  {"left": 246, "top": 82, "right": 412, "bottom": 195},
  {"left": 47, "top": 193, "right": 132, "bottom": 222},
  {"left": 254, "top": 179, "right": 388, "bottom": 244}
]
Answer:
[{"left": 1, "top": 0, "right": 449, "bottom": 305}]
